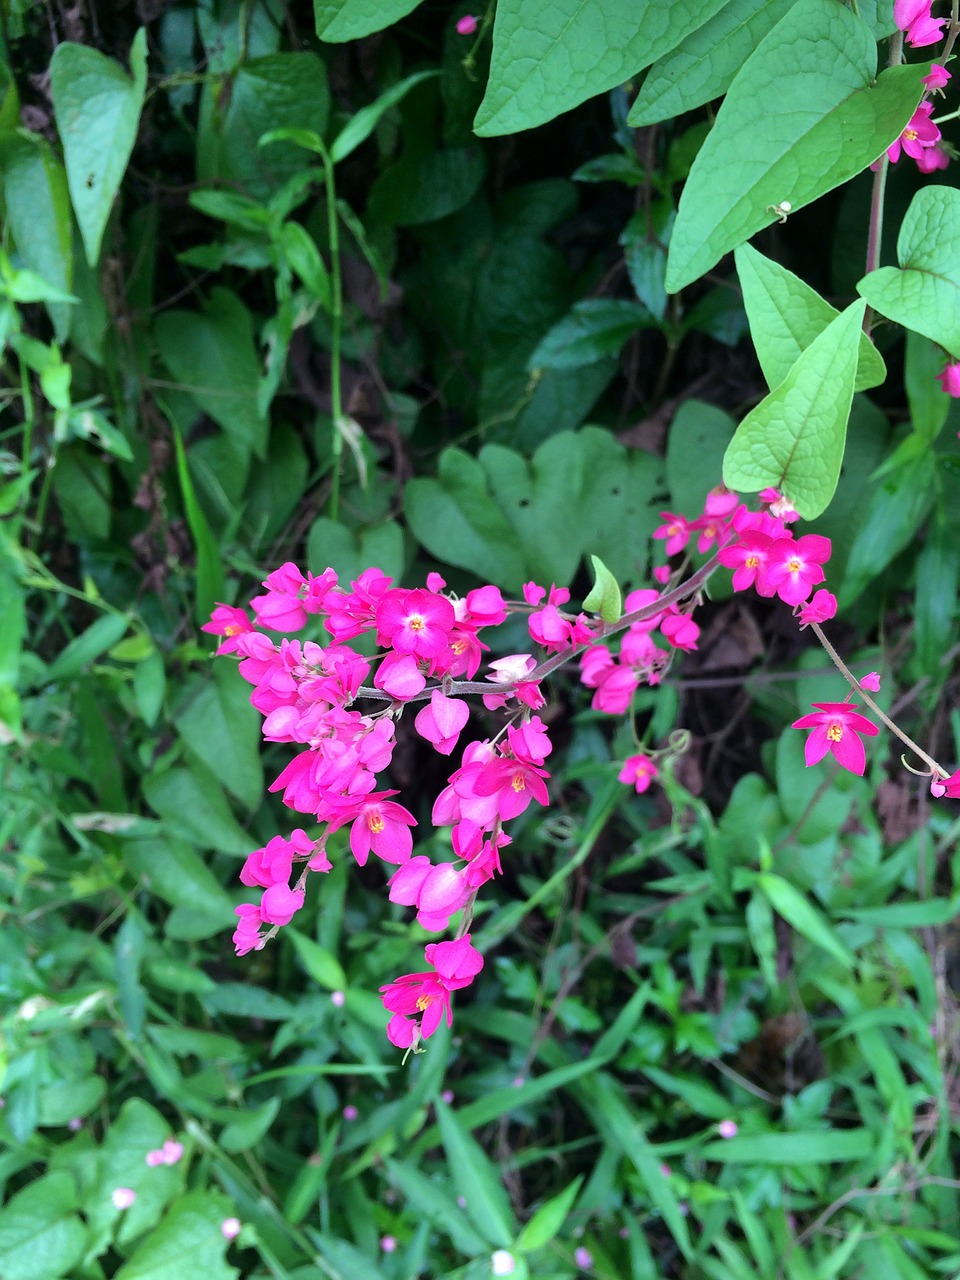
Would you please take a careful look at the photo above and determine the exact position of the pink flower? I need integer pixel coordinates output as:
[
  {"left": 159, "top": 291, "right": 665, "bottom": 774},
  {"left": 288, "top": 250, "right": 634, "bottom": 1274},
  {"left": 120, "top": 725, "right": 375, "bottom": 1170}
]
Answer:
[
  {"left": 202, "top": 604, "right": 255, "bottom": 654},
  {"left": 456, "top": 13, "right": 478, "bottom": 34},
  {"left": 343, "top": 1104, "right": 358, "bottom": 1121},
  {"left": 718, "top": 1119, "right": 738, "bottom": 1139},
  {"left": 718, "top": 531, "right": 774, "bottom": 592},
  {"left": 617, "top": 753, "right": 658, "bottom": 793},
  {"left": 112, "top": 1187, "right": 136, "bottom": 1210},
  {"left": 653, "top": 513, "right": 692, "bottom": 556},
  {"left": 329, "top": 793, "right": 417, "bottom": 867},
  {"left": 930, "top": 769, "right": 960, "bottom": 797},
  {"left": 860, "top": 671, "right": 881, "bottom": 692},
  {"left": 758, "top": 534, "right": 832, "bottom": 606},
  {"left": 916, "top": 142, "right": 951, "bottom": 172},
  {"left": 894, "top": 0, "right": 947, "bottom": 45},
  {"left": 886, "top": 102, "right": 941, "bottom": 164},
  {"left": 922, "top": 63, "right": 951, "bottom": 89},
  {"left": 381, "top": 1236, "right": 398, "bottom": 1253},
  {"left": 936, "top": 359, "right": 960, "bottom": 396},
  {"left": 660, "top": 611, "right": 699, "bottom": 652},
  {"left": 260, "top": 882, "right": 305, "bottom": 926},
  {"left": 415, "top": 690, "right": 470, "bottom": 755},
  {"left": 222, "top": 1218, "right": 242, "bottom": 1241},
  {"left": 791, "top": 701, "right": 880, "bottom": 776},
  {"left": 797, "top": 589, "right": 837, "bottom": 626},
  {"left": 380, "top": 936, "right": 483, "bottom": 1046},
  {"left": 375, "top": 588, "right": 456, "bottom": 661},
  {"left": 374, "top": 651, "right": 427, "bottom": 701}
]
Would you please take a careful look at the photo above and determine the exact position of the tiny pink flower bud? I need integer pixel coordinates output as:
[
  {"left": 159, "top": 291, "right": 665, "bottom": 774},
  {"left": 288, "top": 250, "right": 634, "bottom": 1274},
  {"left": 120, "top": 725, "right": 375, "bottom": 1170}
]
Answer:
[
  {"left": 330, "top": 990, "right": 345, "bottom": 1007},
  {"left": 68, "top": 1117, "right": 83, "bottom": 1131},
  {"left": 343, "top": 1104, "right": 359, "bottom": 1121},
  {"left": 145, "top": 1149, "right": 164, "bottom": 1166},
  {"left": 112, "top": 1187, "right": 136, "bottom": 1210},
  {"left": 221, "top": 1218, "right": 242, "bottom": 1240},
  {"left": 574, "top": 1246, "right": 594, "bottom": 1269},
  {"left": 718, "top": 1119, "right": 738, "bottom": 1139},
  {"left": 492, "top": 1251, "right": 516, "bottom": 1276},
  {"left": 381, "top": 1235, "right": 398, "bottom": 1253},
  {"left": 456, "top": 13, "right": 478, "bottom": 34},
  {"left": 923, "top": 63, "right": 951, "bottom": 89},
  {"left": 457, "top": 1195, "right": 468, "bottom": 1208},
  {"left": 659, "top": 1162, "right": 672, "bottom": 1177},
  {"left": 441, "top": 1089, "right": 454, "bottom": 1104},
  {"left": 936, "top": 359, "right": 960, "bottom": 397},
  {"left": 860, "top": 671, "right": 881, "bottom": 691}
]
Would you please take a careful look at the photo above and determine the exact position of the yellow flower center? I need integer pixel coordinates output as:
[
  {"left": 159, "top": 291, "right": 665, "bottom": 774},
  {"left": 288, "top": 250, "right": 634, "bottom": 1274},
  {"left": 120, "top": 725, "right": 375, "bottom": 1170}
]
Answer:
[
  {"left": 510, "top": 772, "right": 526, "bottom": 793},
  {"left": 408, "top": 614, "right": 425, "bottom": 632},
  {"left": 827, "top": 724, "right": 843, "bottom": 742},
  {"left": 787, "top": 558, "right": 802, "bottom": 573},
  {"left": 369, "top": 813, "right": 385, "bottom": 833},
  {"left": 745, "top": 555, "right": 759, "bottom": 569},
  {"left": 416, "top": 994, "right": 433, "bottom": 1012},
  {"left": 904, "top": 127, "right": 918, "bottom": 141},
  {"left": 224, "top": 623, "right": 242, "bottom": 636}
]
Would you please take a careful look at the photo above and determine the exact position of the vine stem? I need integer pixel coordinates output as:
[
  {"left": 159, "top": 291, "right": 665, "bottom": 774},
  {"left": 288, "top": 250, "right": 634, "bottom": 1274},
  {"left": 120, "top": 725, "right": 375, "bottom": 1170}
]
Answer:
[
  {"left": 351, "top": 551, "right": 724, "bottom": 706},
  {"left": 863, "top": 30, "right": 903, "bottom": 334},
  {"left": 810, "top": 621, "right": 948, "bottom": 778}
]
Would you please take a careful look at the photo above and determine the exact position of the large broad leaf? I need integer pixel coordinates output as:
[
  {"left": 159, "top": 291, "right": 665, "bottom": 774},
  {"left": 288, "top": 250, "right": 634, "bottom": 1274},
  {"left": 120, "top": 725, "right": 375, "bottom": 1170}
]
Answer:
[
  {"left": 0, "top": 134, "right": 74, "bottom": 340},
  {"left": 474, "top": 0, "right": 729, "bottom": 137},
  {"left": 155, "top": 289, "right": 267, "bottom": 464},
  {"left": 174, "top": 662, "right": 264, "bottom": 808},
  {"left": 629, "top": 0, "right": 799, "bottom": 126},
  {"left": 314, "top": 0, "right": 422, "bottom": 41},
  {"left": 405, "top": 427, "right": 664, "bottom": 591},
  {"left": 665, "top": 0, "right": 926, "bottom": 293},
  {"left": 114, "top": 1191, "right": 239, "bottom": 1280},
  {"left": 528, "top": 299, "right": 657, "bottom": 369},
  {"left": 857, "top": 186, "right": 960, "bottom": 357},
  {"left": 0, "top": 1172, "right": 86, "bottom": 1280},
  {"left": 50, "top": 29, "right": 147, "bottom": 267},
  {"left": 736, "top": 243, "right": 885, "bottom": 392},
  {"left": 723, "top": 300, "right": 865, "bottom": 518}
]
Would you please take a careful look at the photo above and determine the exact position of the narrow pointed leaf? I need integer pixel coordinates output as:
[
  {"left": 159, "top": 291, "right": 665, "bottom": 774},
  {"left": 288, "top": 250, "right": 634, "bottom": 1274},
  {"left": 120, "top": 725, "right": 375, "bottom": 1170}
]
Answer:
[
  {"left": 722, "top": 299, "right": 865, "bottom": 518},
  {"left": 665, "top": 0, "right": 926, "bottom": 293},
  {"left": 757, "top": 873, "right": 854, "bottom": 968},
  {"left": 737, "top": 244, "right": 885, "bottom": 391},
  {"left": 50, "top": 29, "right": 147, "bottom": 267},
  {"left": 857, "top": 186, "right": 960, "bottom": 357},
  {"left": 475, "top": 0, "right": 729, "bottom": 137}
]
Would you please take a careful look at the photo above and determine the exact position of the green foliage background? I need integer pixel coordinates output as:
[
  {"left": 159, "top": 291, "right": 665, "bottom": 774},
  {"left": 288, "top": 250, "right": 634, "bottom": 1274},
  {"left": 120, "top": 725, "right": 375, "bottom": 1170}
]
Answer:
[{"left": 2, "top": 1, "right": 960, "bottom": 1277}]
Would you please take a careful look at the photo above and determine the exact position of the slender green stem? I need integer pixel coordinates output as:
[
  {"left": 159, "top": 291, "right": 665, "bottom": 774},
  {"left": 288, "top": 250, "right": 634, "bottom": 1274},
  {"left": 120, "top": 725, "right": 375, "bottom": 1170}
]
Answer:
[
  {"left": 321, "top": 149, "right": 343, "bottom": 523},
  {"left": 810, "top": 621, "right": 948, "bottom": 778}
]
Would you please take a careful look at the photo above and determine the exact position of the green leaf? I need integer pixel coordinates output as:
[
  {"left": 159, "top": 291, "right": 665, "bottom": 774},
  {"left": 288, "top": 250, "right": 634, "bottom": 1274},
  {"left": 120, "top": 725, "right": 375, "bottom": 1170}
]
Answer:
[
  {"left": 904, "top": 330, "right": 951, "bottom": 443},
  {"left": 582, "top": 555, "right": 622, "bottom": 623},
  {"left": 736, "top": 244, "right": 885, "bottom": 392},
  {"left": 840, "top": 898, "right": 960, "bottom": 927},
  {"left": 0, "top": 134, "right": 74, "bottom": 340},
  {"left": 475, "top": 0, "right": 729, "bottom": 136},
  {"left": 528, "top": 299, "right": 657, "bottom": 369},
  {"left": 114, "top": 1191, "right": 239, "bottom": 1280},
  {"left": 287, "top": 928, "right": 347, "bottom": 990},
  {"left": 757, "top": 872, "right": 854, "bottom": 968},
  {"left": 141, "top": 760, "right": 253, "bottom": 857},
  {"left": 858, "top": 186, "right": 960, "bottom": 357},
  {"left": 0, "top": 1172, "right": 86, "bottom": 1280},
  {"left": 516, "top": 1176, "right": 583, "bottom": 1253},
  {"left": 330, "top": 71, "right": 437, "bottom": 163},
  {"left": 701, "top": 1128, "right": 873, "bottom": 1162},
  {"left": 368, "top": 145, "right": 486, "bottom": 227},
  {"left": 50, "top": 29, "right": 148, "bottom": 266},
  {"left": 46, "top": 612, "right": 130, "bottom": 682},
  {"left": 307, "top": 518, "right": 406, "bottom": 588},
  {"left": 629, "top": 0, "right": 799, "bottom": 126},
  {"left": 123, "top": 835, "right": 236, "bottom": 930},
  {"left": 384, "top": 1159, "right": 490, "bottom": 1256},
  {"left": 314, "top": 0, "right": 423, "bottom": 41},
  {"left": 436, "top": 1100, "right": 515, "bottom": 1247},
  {"left": 174, "top": 663, "right": 264, "bottom": 808},
  {"left": 220, "top": 1097, "right": 281, "bottom": 1152},
  {"left": 722, "top": 300, "right": 865, "bottom": 518},
  {"left": 665, "top": 400, "right": 736, "bottom": 518},
  {"left": 156, "top": 290, "right": 267, "bottom": 466},
  {"left": 915, "top": 528, "right": 960, "bottom": 682},
  {"left": 665, "top": 0, "right": 926, "bottom": 292},
  {"left": 168, "top": 422, "right": 228, "bottom": 625}
]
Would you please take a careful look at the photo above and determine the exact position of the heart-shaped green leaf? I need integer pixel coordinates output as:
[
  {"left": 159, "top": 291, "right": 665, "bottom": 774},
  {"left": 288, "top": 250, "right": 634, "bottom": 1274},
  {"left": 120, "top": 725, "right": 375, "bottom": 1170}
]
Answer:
[
  {"left": 50, "top": 29, "right": 147, "bottom": 267},
  {"left": 857, "top": 186, "right": 960, "bottom": 357},
  {"left": 736, "top": 243, "right": 885, "bottom": 391},
  {"left": 723, "top": 299, "right": 865, "bottom": 518},
  {"left": 665, "top": 0, "right": 926, "bottom": 293}
]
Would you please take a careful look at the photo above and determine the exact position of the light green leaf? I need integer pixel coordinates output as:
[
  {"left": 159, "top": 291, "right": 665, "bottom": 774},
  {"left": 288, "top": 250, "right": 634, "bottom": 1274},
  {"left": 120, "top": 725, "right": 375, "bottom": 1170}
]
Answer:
[
  {"left": 436, "top": 1100, "right": 515, "bottom": 1247},
  {"left": 0, "top": 1172, "right": 86, "bottom": 1280},
  {"left": 629, "top": 0, "right": 799, "bottom": 126},
  {"left": 169, "top": 422, "right": 228, "bottom": 625},
  {"left": 287, "top": 928, "right": 347, "bottom": 990},
  {"left": 50, "top": 29, "right": 147, "bottom": 267},
  {"left": 46, "top": 613, "right": 130, "bottom": 682},
  {"left": 220, "top": 1097, "right": 281, "bottom": 1152},
  {"left": 665, "top": 0, "right": 926, "bottom": 293},
  {"left": 858, "top": 186, "right": 960, "bottom": 357},
  {"left": 757, "top": 873, "right": 854, "bottom": 968},
  {"left": 384, "top": 1159, "right": 490, "bottom": 1256},
  {"left": 701, "top": 1128, "right": 873, "bottom": 1162},
  {"left": 528, "top": 299, "right": 657, "bottom": 370},
  {"left": 904, "top": 330, "right": 951, "bottom": 443},
  {"left": 665, "top": 399, "right": 736, "bottom": 518},
  {"left": 736, "top": 244, "right": 885, "bottom": 392},
  {"left": 722, "top": 300, "right": 865, "bottom": 518},
  {"left": 330, "top": 71, "right": 437, "bottom": 163},
  {"left": 475, "top": 0, "right": 729, "bottom": 137},
  {"left": 307, "top": 518, "right": 405, "bottom": 588},
  {"left": 0, "top": 134, "right": 74, "bottom": 340},
  {"left": 582, "top": 555, "right": 622, "bottom": 623},
  {"left": 314, "top": 0, "right": 423, "bottom": 41},
  {"left": 114, "top": 1191, "right": 239, "bottom": 1280},
  {"left": 174, "top": 664, "right": 263, "bottom": 808},
  {"left": 516, "top": 1176, "right": 583, "bottom": 1253},
  {"left": 156, "top": 290, "right": 267, "bottom": 464},
  {"left": 141, "top": 760, "right": 254, "bottom": 857}
]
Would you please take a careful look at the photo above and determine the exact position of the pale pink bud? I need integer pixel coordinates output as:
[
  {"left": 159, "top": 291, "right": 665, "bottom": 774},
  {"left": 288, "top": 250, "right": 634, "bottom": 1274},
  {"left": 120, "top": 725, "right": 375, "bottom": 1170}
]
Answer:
[
  {"left": 221, "top": 1218, "right": 242, "bottom": 1240},
  {"left": 456, "top": 13, "right": 478, "bottom": 34},
  {"left": 491, "top": 1251, "right": 516, "bottom": 1276},
  {"left": 112, "top": 1187, "right": 136, "bottom": 1210},
  {"left": 331, "top": 990, "right": 345, "bottom": 1007},
  {"left": 718, "top": 1119, "right": 738, "bottom": 1139},
  {"left": 381, "top": 1235, "right": 398, "bottom": 1253},
  {"left": 574, "top": 1247, "right": 594, "bottom": 1269},
  {"left": 343, "top": 1105, "right": 358, "bottom": 1121}
]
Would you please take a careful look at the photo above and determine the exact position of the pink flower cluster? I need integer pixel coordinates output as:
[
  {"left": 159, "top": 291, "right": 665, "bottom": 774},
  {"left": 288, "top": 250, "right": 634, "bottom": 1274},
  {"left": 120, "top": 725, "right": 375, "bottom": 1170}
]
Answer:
[
  {"left": 894, "top": 0, "right": 946, "bottom": 47},
  {"left": 206, "top": 564, "right": 568, "bottom": 1047}
]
